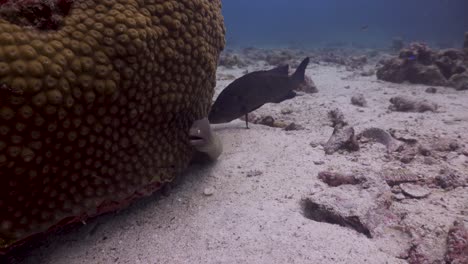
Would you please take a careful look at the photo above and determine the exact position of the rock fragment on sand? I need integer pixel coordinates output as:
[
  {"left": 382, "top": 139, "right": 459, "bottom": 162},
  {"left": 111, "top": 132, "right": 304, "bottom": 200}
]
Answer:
[
  {"left": 360, "top": 69, "right": 376, "bottom": 77},
  {"left": 351, "top": 94, "right": 367, "bottom": 107},
  {"left": 408, "top": 244, "right": 431, "bottom": 264},
  {"left": 388, "top": 130, "right": 418, "bottom": 145},
  {"left": 425, "top": 87, "right": 437, "bottom": 93},
  {"left": 393, "top": 193, "right": 406, "bottom": 201},
  {"left": 217, "top": 73, "right": 236, "bottom": 80},
  {"left": 203, "top": 187, "right": 215, "bottom": 196},
  {"left": 389, "top": 96, "right": 438, "bottom": 113},
  {"left": 348, "top": 55, "right": 368, "bottom": 70},
  {"left": 284, "top": 123, "right": 304, "bottom": 131},
  {"left": 324, "top": 126, "right": 360, "bottom": 155},
  {"left": 359, "top": 128, "right": 403, "bottom": 152},
  {"left": 328, "top": 108, "right": 348, "bottom": 128},
  {"left": 301, "top": 198, "right": 372, "bottom": 238},
  {"left": 435, "top": 168, "right": 468, "bottom": 190},
  {"left": 400, "top": 183, "right": 431, "bottom": 199},
  {"left": 325, "top": 109, "right": 359, "bottom": 154},
  {"left": 445, "top": 220, "right": 468, "bottom": 264},
  {"left": 423, "top": 157, "right": 437, "bottom": 165},
  {"left": 246, "top": 170, "right": 263, "bottom": 177},
  {"left": 399, "top": 148, "right": 418, "bottom": 164},
  {"left": 432, "top": 138, "right": 460, "bottom": 152},
  {"left": 380, "top": 168, "right": 420, "bottom": 187},
  {"left": 240, "top": 114, "right": 296, "bottom": 129},
  {"left": 259, "top": 116, "right": 275, "bottom": 127},
  {"left": 317, "top": 171, "right": 366, "bottom": 187},
  {"left": 418, "top": 145, "right": 432, "bottom": 156}
]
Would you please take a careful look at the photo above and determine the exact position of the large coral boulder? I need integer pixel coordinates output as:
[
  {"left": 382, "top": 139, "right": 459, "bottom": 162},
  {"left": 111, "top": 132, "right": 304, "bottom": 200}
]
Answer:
[{"left": 0, "top": 0, "right": 225, "bottom": 253}]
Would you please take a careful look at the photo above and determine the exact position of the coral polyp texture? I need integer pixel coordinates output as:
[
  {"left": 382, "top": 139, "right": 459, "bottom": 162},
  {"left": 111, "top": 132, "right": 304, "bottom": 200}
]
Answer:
[{"left": 0, "top": 0, "right": 225, "bottom": 252}]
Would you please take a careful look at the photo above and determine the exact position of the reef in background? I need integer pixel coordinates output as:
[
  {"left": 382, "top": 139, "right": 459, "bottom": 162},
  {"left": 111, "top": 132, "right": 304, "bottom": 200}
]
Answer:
[{"left": 376, "top": 33, "right": 468, "bottom": 90}]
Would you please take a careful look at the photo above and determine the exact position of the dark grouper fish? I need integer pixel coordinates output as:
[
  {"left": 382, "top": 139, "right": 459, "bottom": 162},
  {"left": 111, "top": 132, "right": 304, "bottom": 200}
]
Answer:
[{"left": 208, "top": 57, "right": 310, "bottom": 128}]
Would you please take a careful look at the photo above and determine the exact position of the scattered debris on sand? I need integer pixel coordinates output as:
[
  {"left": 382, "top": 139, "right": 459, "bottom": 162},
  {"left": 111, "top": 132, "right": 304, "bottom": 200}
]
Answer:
[
  {"left": 431, "top": 138, "right": 460, "bottom": 152},
  {"left": 379, "top": 168, "right": 421, "bottom": 187},
  {"left": 351, "top": 94, "right": 368, "bottom": 107},
  {"left": 317, "top": 171, "right": 366, "bottom": 187},
  {"left": 327, "top": 108, "right": 348, "bottom": 128},
  {"left": 324, "top": 126, "right": 360, "bottom": 155},
  {"left": 389, "top": 96, "right": 438, "bottom": 112},
  {"left": 301, "top": 198, "right": 372, "bottom": 238},
  {"left": 358, "top": 128, "right": 403, "bottom": 152},
  {"left": 400, "top": 183, "right": 431, "bottom": 199},
  {"left": 324, "top": 109, "right": 359, "bottom": 154},
  {"left": 445, "top": 220, "right": 468, "bottom": 264},
  {"left": 434, "top": 168, "right": 468, "bottom": 190},
  {"left": 11, "top": 40, "right": 467, "bottom": 263},
  {"left": 283, "top": 123, "right": 304, "bottom": 131},
  {"left": 360, "top": 68, "right": 376, "bottom": 77},
  {"left": 347, "top": 55, "right": 368, "bottom": 70},
  {"left": 203, "top": 187, "right": 216, "bottom": 196},
  {"left": 238, "top": 114, "right": 303, "bottom": 130},
  {"left": 425, "top": 87, "right": 437, "bottom": 93}
]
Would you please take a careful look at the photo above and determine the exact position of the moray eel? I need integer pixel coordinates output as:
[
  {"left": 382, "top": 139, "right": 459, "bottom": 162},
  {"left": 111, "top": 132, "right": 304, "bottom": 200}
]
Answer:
[
  {"left": 0, "top": 0, "right": 225, "bottom": 252},
  {"left": 189, "top": 118, "right": 222, "bottom": 161}
]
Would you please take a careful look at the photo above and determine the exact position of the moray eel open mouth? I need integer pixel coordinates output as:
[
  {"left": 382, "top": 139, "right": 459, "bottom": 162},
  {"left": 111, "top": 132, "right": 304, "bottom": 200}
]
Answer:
[{"left": 189, "top": 128, "right": 204, "bottom": 143}]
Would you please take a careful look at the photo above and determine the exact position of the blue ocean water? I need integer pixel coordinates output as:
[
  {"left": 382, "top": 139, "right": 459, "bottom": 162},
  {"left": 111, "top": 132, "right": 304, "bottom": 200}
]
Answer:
[{"left": 222, "top": 0, "right": 468, "bottom": 49}]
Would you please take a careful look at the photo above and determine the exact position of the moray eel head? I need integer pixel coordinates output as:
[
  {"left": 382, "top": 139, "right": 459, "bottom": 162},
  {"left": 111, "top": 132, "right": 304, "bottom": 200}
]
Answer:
[{"left": 190, "top": 118, "right": 223, "bottom": 160}]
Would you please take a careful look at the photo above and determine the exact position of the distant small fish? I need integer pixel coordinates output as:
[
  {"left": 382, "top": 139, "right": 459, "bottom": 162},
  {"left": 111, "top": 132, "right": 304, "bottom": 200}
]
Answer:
[
  {"left": 408, "top": 55, "right": 417, "bottom": 61},
  {"left": 360, "top": 25, "right": 369, "bottom": 31},
  {"left": 208, "top": 57, "right": 310, "bottom": 128}
]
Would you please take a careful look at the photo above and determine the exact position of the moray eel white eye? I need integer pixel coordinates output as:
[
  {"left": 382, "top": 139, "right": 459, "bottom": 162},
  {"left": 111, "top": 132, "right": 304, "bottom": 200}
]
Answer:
[{"left": 189, "top": 118, "right": 223, "bottom": 160}]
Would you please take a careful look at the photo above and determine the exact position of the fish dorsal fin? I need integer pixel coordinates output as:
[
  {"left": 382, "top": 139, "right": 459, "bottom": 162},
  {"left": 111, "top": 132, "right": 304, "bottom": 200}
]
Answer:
[
  {"left": 291, "top": 57, "right": 310, "bottom": 82},
  {"left": 267, "top": 64, "right": 289, "bottom": 75}
]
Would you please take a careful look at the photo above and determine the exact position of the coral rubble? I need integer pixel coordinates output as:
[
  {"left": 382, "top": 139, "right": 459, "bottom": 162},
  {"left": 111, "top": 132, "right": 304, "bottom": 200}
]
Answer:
[{"left": 377, "top": 38, "right": 468, "bottom": 90}]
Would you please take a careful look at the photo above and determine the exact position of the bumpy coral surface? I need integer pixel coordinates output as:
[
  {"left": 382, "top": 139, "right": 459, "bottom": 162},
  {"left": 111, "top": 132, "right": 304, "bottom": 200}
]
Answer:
[{"left": 0, "top": 0, "right": 225, "bottom": 252}]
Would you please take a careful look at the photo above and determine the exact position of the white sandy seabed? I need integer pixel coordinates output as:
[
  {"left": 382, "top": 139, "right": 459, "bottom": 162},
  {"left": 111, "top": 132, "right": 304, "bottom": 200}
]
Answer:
[{"left": 17, "top": 60, "right": 468, "bottom": 264}]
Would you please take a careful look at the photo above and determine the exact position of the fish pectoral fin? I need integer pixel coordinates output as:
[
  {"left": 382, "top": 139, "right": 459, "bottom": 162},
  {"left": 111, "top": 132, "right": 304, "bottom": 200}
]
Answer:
[{"left": 273, "top": 90, "right": 296, "bottom": 103}]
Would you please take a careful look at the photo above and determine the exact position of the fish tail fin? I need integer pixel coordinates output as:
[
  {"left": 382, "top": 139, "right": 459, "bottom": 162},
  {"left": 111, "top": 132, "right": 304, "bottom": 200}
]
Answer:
[{"left": 291, "top": 57, "right": 310, "bottom": 83}]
